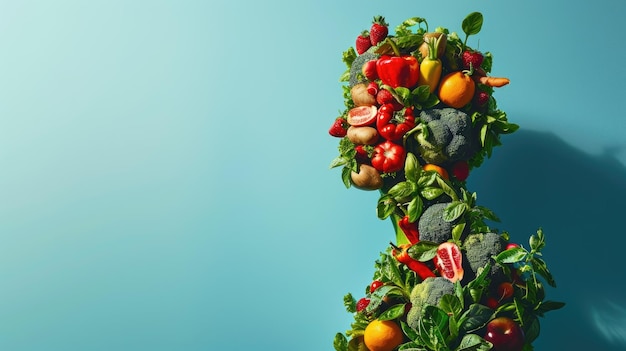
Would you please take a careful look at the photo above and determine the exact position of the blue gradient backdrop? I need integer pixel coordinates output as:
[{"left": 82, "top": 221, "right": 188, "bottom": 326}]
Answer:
[{"left": 1, "top": 0, "right": 625, "bottom": 350}]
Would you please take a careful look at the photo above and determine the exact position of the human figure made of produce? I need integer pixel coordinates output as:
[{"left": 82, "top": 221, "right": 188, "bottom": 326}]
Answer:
[{"left": 328, "top": 12, "right": 564, "bottom": 351}]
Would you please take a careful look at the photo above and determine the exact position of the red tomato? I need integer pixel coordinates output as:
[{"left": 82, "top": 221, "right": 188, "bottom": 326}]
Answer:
[{"left": 371, "top": 140, "right": 406, "bottom": 173}]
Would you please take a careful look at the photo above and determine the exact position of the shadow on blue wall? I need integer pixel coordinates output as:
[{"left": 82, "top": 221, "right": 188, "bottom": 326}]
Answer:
[{"left": 468, "top": 129, "right": 626, "bottom": 350}]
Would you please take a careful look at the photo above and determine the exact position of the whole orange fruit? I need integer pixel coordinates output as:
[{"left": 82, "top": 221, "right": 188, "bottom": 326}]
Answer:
[
  {"left": 437, "top": 71, "right": 475, "bottom": 108},
  {"left": 363, "top": 319, "right": 404, "bottom": 351},
  {"left": 423, "top": 163, "right": 449, "bottom": 180}
]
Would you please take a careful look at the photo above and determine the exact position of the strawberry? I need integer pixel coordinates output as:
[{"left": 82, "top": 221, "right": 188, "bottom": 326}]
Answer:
[
  {"left": 369, "top": 16, "right": 388, "bottom": 46},
  {"left": 328, "top": 117, "right": 347, "bottom": 137},
  {"left": 356, "top": 297, "right": 370, "bottom": 312},
  {"left": 355, "top": 31, "right": 371, "bottom": 55},
  {"left": 461, "top": 50, "right": 484, "bottom": 70},
  {"left": 376, "top": 89, "right": 403, "bottom": 110}
]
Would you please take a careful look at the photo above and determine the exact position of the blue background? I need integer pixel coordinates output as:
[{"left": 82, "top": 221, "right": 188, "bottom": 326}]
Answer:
[{"left": 1, "top": 0, "right": 626, "bottom": 350}]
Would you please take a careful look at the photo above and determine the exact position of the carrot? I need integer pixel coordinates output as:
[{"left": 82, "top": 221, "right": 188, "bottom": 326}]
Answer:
[{"left": 474, "top": 75, "right": 510, "bottom": 87}]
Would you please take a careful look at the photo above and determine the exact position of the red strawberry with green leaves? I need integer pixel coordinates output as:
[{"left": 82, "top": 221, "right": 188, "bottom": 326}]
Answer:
[
  {"left": 328, "top": 117, "right": 347, "bottom": 137},
  {"left": 356, "top": 31, "right": 372, "bottom": 55},
  {"left": 370, "top": 16, "right": 388, "bottom": 46},
  {"left": 462, "top": 50, "right": 484, "bottom": 70}
]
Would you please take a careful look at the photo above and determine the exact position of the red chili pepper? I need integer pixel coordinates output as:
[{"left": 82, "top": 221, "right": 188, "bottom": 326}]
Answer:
[
  {"left": 371, "top": 140, "right": 406, "bottom": 173},
  {"left": 376, "top": 55, "right": 420, "bottom": 89},
  {"left": 398, "top": 215, "right": 419, "bottom": 244},
  {"left": 390, "top": 243, "right": 436, "bottom": 280},
  {"left": 377, "top": 104, "right": 415, "bottom": 142}
]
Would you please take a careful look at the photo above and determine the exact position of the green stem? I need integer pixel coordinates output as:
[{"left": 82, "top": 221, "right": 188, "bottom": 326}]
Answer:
[
  {"left": 390, "top": 213, "right": 409, "bottom": 245},
  {"left": 386, "top": 38, "right": 401, "bottom": 57}
]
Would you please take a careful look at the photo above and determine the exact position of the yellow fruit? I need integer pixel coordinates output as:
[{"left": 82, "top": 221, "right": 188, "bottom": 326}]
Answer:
[{"left": 363, "top": 319, "right": 404, "bottom": 351}]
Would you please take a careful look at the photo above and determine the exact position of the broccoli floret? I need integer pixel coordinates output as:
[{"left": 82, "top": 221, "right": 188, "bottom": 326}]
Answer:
[
  {"left": 415, "top": 108, "right": 477, "bottom": 165},
  {"left": 349, "top": 50, "right": 378, "bottom": 87},
  {"left": 463, "top": 232, "right": 505, "bottom": 280},
  {"left": 418, "top": 202, "right": 456, "bottom": 243},
  {"left": 406, "top": 277, "right": 455, "bottom": 329}
]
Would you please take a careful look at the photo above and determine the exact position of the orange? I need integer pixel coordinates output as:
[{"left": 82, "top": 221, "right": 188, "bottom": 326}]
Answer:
[
  {"left": 437, "top": 71, "right": 475, "bottom": 108},
  {"left": 423, "top": 163, "right": 449, "bottom": 180},
  {"left": 363, "top": 319, "right": 404, "bottom": 351}
]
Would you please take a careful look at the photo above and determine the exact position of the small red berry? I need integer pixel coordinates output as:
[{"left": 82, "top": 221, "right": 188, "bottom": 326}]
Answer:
[
  {"left": 452, "top": 160, "right": 470, "bottom": 181},
  {"left": 356, "top": 297, "right": 370, "bottom": 312},
  {"left": 370, "top": 280, "right": 384, "bottom": 293},
  {"left": 497, "top": 282, "right": 514, "bottom": 301},
  {"left": 485, "top": 297, "right": 499, "bottom": 309},
  {"left": 475, "top": 91, "right": 490, "bottom": 106},
  {"left": 506, "top": 243, "right": 520, "bottom": 250}
]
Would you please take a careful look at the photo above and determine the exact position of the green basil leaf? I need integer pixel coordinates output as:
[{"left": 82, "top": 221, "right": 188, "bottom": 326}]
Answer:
[
  {"left": 381, "top": 256, "right": 405, "bottom": 288},
  {"left": 421, "top": 186, "right": 444, "bottom": 200},
  {"left": 459, "top": 304, "right": 493, "bottom": 333},
  {"left": 462, "top": 12, "right": 483, "bottom": 36},
  {"left": 389, "top": 181, "right": 416, "bottom": 201},
  {"left": 411, "top": 85, "right": 431, "bottom": 103},
  {"left": 341, "top": 166, "right": 352, "bottom": 189},
  {"left": 531, "top": 256, "right": 557, "bottom": 287},
  {"left": 456, "top": 334, "right": 492, "bottom": 351},
  {"left": 377, "top": 194, "right": 396, "bottom": 220},
  {"left": 404, "top": 152, "right": 420, "bottom": 183},
  {"left": 378, "top": 304, "right": 407, "bottom": 321},
  {"left": 420, "top": 305, "right": 450, "bottom": 349},
  {"left": 495, "top": 247, "right": 527, "bottom": 264},
  {"left": 452, "top": 221, "right": 466, "bottom": 243},
  {"left": 443, "top": 201, "right": 467, "bottom": 222},
  {"left": 537, "top": 300, "right": 566, "bottom": 314},
  {"left": 418, "top": 172, "right": 437, "bottom": 187},
  {"left": 407, "top": 196, "right": 423, "bottom": 223},
  {"left": 408, "top": 241, "right": 438, "bottom": 262},
  {"left": 395, "top": 87, "right": 412, "bottom": 105},
  {"left": 523, "top": 317, "right": 540, "bottom": 345},
  {"left": 400, "top": 320, "right": 421, "bottom": 343},
  {"left": 333, "top": 333, "right": 348, "bottom": 351},
  {"left": 439, "top": 294, "right": 463, "bottom": 317}
]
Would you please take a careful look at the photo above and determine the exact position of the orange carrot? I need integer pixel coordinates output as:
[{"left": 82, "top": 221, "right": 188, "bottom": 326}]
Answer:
[{"left": 475, "top": 75, "right": 510, "bottom": 87}]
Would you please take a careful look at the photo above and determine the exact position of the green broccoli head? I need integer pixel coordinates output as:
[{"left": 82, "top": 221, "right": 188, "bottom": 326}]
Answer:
[
  {"left": 415, "top": 108, "right": 477, "bottom": 165},
  {"left": 349, "top": 51, "right": 378, "bottom": 87},
  {"left": 462, "top": 232, "right": 506, "bottom": 281},
  {"left": 418, "top": 202, "right": 457, "bottom": 243},
  {"left": 406, "top": 277, "right": 455, "bottom": 329}
]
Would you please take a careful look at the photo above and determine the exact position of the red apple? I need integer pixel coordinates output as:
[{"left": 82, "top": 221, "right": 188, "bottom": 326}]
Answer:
[{"left": 483, "top": 317, "right": 525, "bottom": 351}]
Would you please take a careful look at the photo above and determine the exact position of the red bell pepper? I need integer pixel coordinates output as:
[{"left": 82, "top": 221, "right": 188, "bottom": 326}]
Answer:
[
  {"left": 377, "top": 104, "right": 415, "bottom": 142},
  {"left": 371, "top": 140, "right": 406, "bottom": 173},
  {"left": 376, "top": 55, "right": 420, "bottom": 89},
  {"left": 391, "top": 243, "right": 436, "bottom": 280},
  {"left": 398, "top": 215, "right": 419, "bottom": 244}
]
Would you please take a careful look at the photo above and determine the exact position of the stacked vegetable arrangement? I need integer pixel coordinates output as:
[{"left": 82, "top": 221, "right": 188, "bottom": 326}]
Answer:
[{"left": 328, "top": 12, "right": 564, "bottom": 351}]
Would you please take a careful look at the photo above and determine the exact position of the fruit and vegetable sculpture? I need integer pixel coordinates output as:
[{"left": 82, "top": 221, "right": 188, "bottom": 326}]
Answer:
[{"left": 328, "top": 12, "right": 564, "bottom": 351}]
